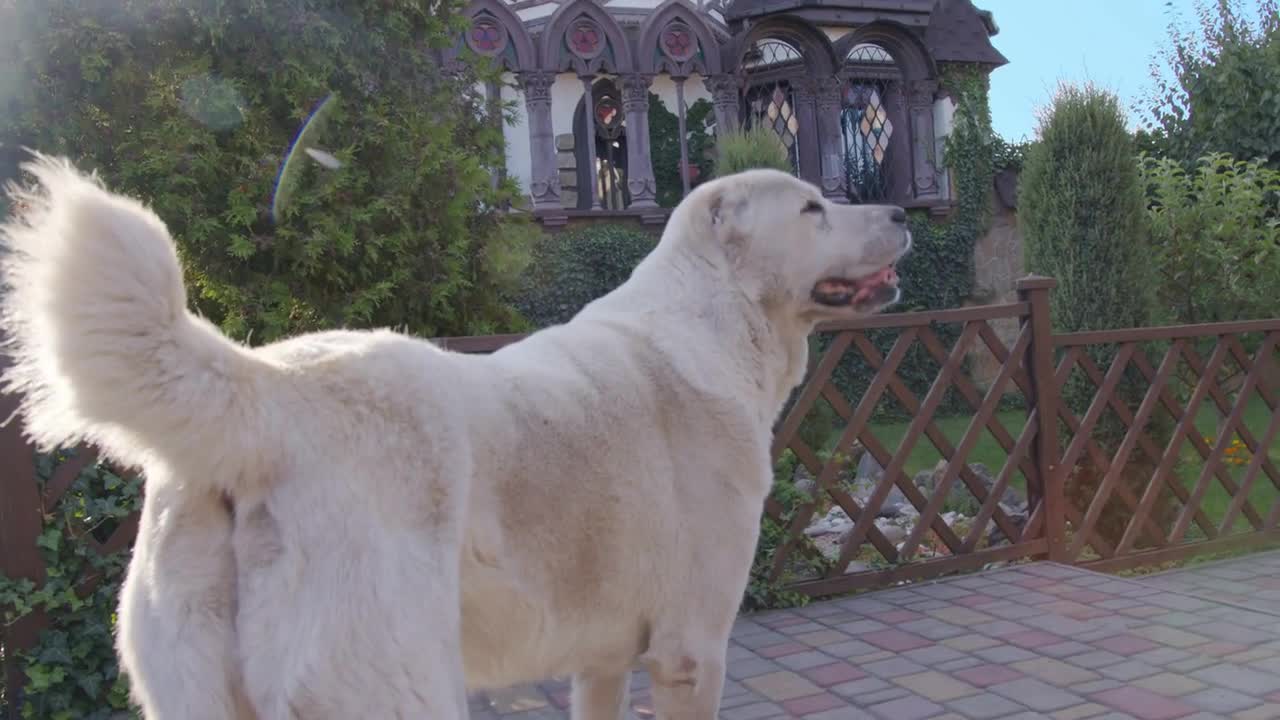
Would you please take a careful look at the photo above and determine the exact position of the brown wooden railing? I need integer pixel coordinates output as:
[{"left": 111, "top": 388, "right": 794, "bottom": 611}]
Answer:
[{"left": 2, "top": 276, "right": 1279, "bottom": 708}]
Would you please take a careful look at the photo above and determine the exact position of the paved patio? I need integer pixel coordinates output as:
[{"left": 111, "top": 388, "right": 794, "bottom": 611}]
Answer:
[{"left": 469, "top": 552, "right": 1280, "bottom": 719}]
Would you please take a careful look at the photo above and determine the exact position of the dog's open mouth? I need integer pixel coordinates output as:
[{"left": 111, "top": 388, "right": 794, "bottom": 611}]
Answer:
[{"left": 811, "top": 266, "right": 899, "bottom": 308}]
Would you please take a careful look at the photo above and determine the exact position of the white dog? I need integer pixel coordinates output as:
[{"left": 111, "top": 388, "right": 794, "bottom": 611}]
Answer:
[{"left": 0, "top": 155, "right": 910, "bottom": 719}]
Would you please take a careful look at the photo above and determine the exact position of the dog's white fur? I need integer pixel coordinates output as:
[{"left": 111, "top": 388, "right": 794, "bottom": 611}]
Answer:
[{"left": 0, "top": 155, "right": 910, "bottom": 719}]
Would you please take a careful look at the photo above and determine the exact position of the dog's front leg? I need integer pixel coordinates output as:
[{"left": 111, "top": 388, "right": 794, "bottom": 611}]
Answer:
[{"left": 571, "top": 670, "right": 631, "bottom": 720}]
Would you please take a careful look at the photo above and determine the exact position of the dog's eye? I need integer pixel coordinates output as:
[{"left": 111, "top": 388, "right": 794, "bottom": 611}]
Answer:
[{"left": 802, "top": 200, "right": 824, "bottom": 214}]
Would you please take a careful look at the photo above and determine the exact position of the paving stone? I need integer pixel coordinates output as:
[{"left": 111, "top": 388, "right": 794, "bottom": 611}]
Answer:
[
  {"left": 862, "top": 656, "right": 929, "bottom": 679},
  {"left": 859, "top": 686, "right": 912, "bottom": 705},
  {"left": 1011, "top": 657, "right": 1102, "bottom": 687},
  {"left": 989, "top": 677, "right": 1085, "bottom": 712},
  {"left": 728, "top": 657, "right": 785, "bottom": 680},
  {"left": 819, "top": 639, "right": 880, "bottom": 658},
  {"left": 901, "top": 645, "right": 969, "bottom": 666},
  {"left": 1090, "top": 686, "right": 1199, "bottom": 720},
  {"left": 793, "top": 629, "right": 853, "bottom": 648},
  {"left": 721, "top": 701, "right": 789, "bottom": 720},
  {"left": 1096, "top": 634, "right": 1162, "bottom": 656},
  {"left": 780, "top": 692, "right": 845, "bottom": 716},
  {"left": 1052, "top": 702, "right": 1110, "bottom": 719},
  {"left": 777, "top": 650, "right": 839, "bottom": 671},
  {"left": 935, "top": 657, "right": 985, "bottom": 673},
  {"left": 944, "top": 634, "right": 1003, "bottom": 652},
  {"left": 1131, "top": 672, "right": 1207, "bottom": 697},
  {"left": 1183, "top": 687, "right": 1263, "bottom": 714},
  {"left": 861, "top": 629, "right": 934, "bottom": 652},
  {"left": 743, "top": 671, "right": 822, "bottom": 701},
  {"left": 1132, "top": 625, "right": 1212, "bottom": 649},
  {"left": 945, "top": 692, "right": 1027, "bottom": 718},
  {"left": 899, "top": 618, "right": 968, "bottom": 641},
  {"left": 976, "top": 644, "right": 1041, "bottom": 663},
  {"left": 829, "top": 676, "right": 892, "bottom": 699},
  {"left": 1043, "top": 641, "right": 1096, "bottom": 658},
  {"left": 1071, "top": 679, "right": 1125, "bottom": 695},
  {"left": 1192, "top": 664, "right": 1280, "bottom": 696},
  {"left": 1098, "top": 660, "right": 1163, "bottom": 681},
  {"left": 866, "top": 694, "right": 944, "bottom": 720},
  {"left": 892, "top": 670, "right": 980, "bottom": 702},
  {"left": 1132, "top": 648, "right": 1193, "bottom": 667},
  {"left": 1233, "top": 703, "right": 1280, "bottom": 720},
  {"left": 953, "top": 663, "right": 1027, "bottom": 688},
  {"left": 804, "top": 661, "right": 866, "bottom": 688},
  {"left": 1068, "top": 650, "right": 1128, "bottom": 669}
]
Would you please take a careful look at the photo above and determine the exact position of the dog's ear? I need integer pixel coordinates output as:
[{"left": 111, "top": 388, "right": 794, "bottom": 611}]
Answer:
[{"left": 708, "top": 185, "right": 747, "bottom": 239}]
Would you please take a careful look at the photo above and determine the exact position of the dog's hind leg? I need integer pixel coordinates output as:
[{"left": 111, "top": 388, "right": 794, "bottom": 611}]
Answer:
[
  {"left": 571, "top": 670, "right": 631, "bottom": 720},
  {"left": 116, "top": 479, "right": 258, "bottom": 719},
  {"left": 639, "top": 634, "right": 728, "bottom": 720}
]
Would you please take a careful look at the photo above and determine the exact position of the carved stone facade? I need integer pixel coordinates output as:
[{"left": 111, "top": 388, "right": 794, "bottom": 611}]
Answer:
[{"left": 454, "top": 0, "right": 1007, "bottom": 223}]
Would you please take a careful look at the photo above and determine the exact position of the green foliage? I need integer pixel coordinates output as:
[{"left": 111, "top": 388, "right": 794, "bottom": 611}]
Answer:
[
  {"left": 511, "top": 223, "right": 658, "bottom": 328},
  {"left": 648, "top": 93, "right": 714, "bottom": 208},
  {"left": 991, "top": 136, "right": 1032, "bottom": 174},
  {"left": 712, "top": 125, "right": 794, "bottom": 177},
  {"left": 743, "top": 451, "right": 814, "bottom": 612},
  {"left": 1021, "top": 84, "right": 1156, "bottom": 349},
  {"left": 1021, "top": 83, "right": 1167, "bottom": 544},
  {"left": 1141, "top": 152, "right": 1280, "bottom": 324},
  {"left": 1144, "top": 0, "right": 1280, "bottom": 167},
  {"left": 0, "top": 453, "right": 142, "bottom": 720},
  {"left": 0, "top": 0, "right": 533, "bottom": 344}
]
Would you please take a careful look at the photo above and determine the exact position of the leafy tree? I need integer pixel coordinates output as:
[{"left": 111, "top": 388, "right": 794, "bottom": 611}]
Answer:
[
  {"left": 648, "top": 93, "right": 714, "bottom": 208},
  {"left": 1141, "top": 152, "right": 1280, "bottom": 325},
  {"left": 1020, "top": 84, "right": 1169, "bottom": 548},
  {"left": 1143, "top": 0, "right": 1280, "bottom": 167},
  {"left": 0, "top": 0, "right": 534, "bottom": 344}
]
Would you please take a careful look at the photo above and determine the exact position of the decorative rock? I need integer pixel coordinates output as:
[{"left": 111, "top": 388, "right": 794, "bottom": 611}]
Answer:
[
  {"left": 856, "top": 452, "right": 883, "bottom": 482},
  {"left": 805, "top": 506, "right": 853, "bottom": 537}
]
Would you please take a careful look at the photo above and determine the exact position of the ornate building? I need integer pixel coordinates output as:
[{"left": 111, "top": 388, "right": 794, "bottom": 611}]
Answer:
[{"left": 453, "top": 0, "right": 1005, "bottom": 225}]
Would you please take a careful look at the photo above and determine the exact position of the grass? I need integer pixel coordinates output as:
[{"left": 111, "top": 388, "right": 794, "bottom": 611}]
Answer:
[{"left": 841, "top": 396, "right": 1278, "bottom": 527}]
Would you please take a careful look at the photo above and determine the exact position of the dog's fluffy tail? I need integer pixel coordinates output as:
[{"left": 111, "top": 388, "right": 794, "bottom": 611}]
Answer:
[{"left": 1, "top": 154, "right": 273, "bottom": 489}]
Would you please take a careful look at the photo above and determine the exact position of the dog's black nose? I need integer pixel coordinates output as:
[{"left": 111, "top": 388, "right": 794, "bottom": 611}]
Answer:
[{"left": 889, "top": 207, "right": 907, "bottom": 224}]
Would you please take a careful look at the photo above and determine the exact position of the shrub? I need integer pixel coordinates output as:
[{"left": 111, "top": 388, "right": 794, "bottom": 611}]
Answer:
[
  {"left": 712, "top": 126, "right": 793, "bottom": 177},
  {"left": 1019, "top": 83, "right": 1168, "bottom": 547},
  {"left": 511, "top": 223, "right": 658, "bottom": 328},
  {"left": 1141, "top": 152, "right": 1280, "bottom": 325},
  {"left": 0, "top": 0, "right": 532, "bottom": 344}
]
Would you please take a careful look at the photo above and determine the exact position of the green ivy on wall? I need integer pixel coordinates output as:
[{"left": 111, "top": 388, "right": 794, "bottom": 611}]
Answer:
[{"left": 648, "top": 92, "right": 715, "bottom": 208}]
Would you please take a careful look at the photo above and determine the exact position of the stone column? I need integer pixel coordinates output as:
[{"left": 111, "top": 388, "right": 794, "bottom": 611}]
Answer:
[
  {"left": 519, "top": 71, "right": 560, "bottom": 210},
  {"left": 791, "top": 79, "right": 821, "bottom": 186},
  {"left": 581, "top": 76, "right": 602, "bottom": 210},
  {"left": 816, "top": 76, "right": 847, "bottom": 203},
  {"left": 707, "top": 75, "right": 740, "bottom": 135},
  {"left": 907, "top": 79, "right": 941, "bottom": 202},
  {"left": 620, "top": 73, "right": 658, "bottom": 208}
]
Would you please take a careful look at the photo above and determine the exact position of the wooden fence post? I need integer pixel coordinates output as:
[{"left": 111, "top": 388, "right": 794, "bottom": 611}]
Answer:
[
  {"left": 0, "top": 361, "right": 47, "bottom": 719},
  {"left": 1018, "top": 276, "right": 1067, "bottom": 563}
]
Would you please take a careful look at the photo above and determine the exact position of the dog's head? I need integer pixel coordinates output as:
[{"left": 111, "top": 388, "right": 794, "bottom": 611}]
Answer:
[{"left": 670, "top": 168, "right": 912, "bottom": 326}]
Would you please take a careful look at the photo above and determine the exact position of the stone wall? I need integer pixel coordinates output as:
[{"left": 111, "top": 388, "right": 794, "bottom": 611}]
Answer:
[{"left": 966, "top": 184, "right": 1024, "bottom": 391}]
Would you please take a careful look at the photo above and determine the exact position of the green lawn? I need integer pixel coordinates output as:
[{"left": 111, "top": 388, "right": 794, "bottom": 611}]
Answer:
[{"left": 848, "top": 397, "right": 1279, "bottom": 529}]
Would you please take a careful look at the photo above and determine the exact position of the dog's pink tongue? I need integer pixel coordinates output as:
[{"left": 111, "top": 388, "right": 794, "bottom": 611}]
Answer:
[{"left": 852, "top": 266, "right": 898, "bottom": 303}]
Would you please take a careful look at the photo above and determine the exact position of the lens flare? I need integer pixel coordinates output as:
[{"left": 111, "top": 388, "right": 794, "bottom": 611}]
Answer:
[{"left": 271, "top": 94, "right": 341, "bottom": 224}]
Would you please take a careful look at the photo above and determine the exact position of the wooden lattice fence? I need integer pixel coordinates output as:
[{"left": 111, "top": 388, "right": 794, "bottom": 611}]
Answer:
[{"left": 2, "top": 276, "right": 1279, "bottom": 714}]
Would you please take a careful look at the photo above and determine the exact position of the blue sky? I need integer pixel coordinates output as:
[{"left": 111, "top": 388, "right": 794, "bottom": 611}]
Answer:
[{"left": 982, "top": 0, "right": 1204, "bottom": 142}]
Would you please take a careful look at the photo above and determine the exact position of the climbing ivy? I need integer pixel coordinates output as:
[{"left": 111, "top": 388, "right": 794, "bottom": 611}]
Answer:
[{"left": 0, "top": 453, "right": 142, "bottom": 720}]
